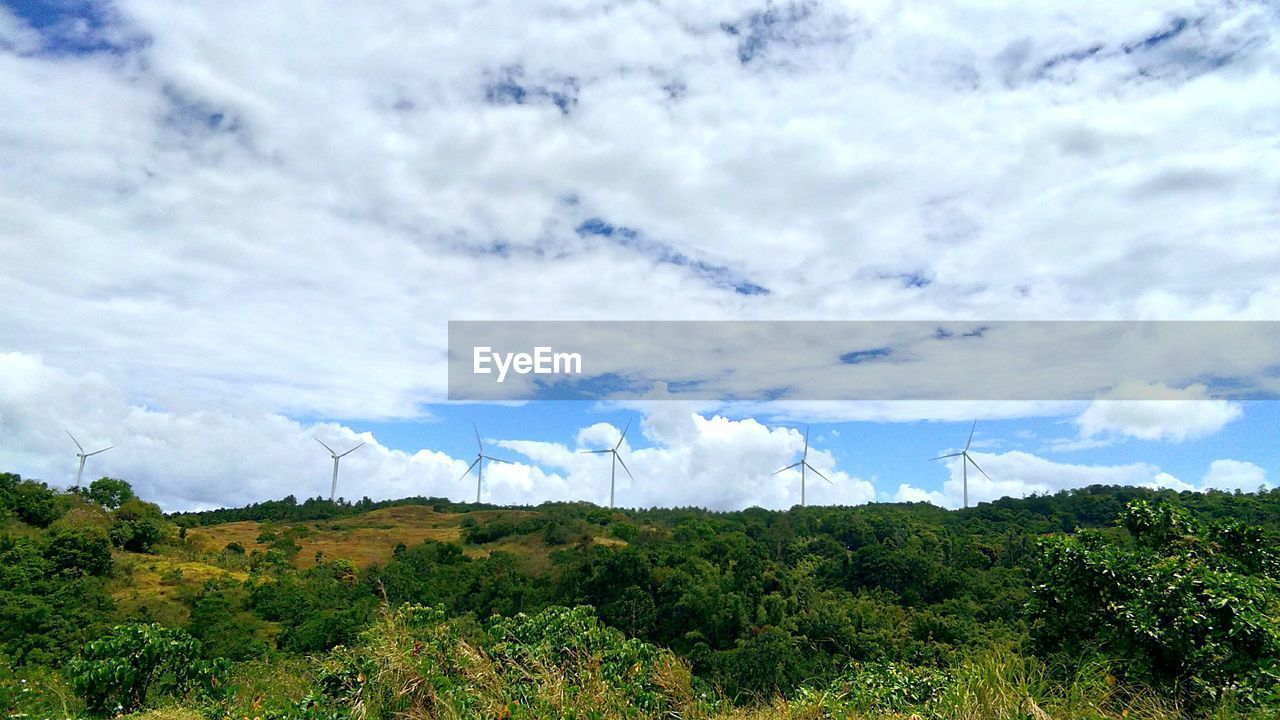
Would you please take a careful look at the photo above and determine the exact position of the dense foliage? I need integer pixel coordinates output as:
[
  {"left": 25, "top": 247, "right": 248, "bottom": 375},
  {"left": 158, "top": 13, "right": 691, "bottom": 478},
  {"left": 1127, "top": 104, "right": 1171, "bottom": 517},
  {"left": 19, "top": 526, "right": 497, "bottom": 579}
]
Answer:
[
  {"left": 1030, "top": 500, "right": 1280, "bottom": 708},
  {"left": 65, "top": 623, "right": 230, "bottom": 714},
  {"left": 1, "top": 469, "right": 1278, "bottom": 718}
]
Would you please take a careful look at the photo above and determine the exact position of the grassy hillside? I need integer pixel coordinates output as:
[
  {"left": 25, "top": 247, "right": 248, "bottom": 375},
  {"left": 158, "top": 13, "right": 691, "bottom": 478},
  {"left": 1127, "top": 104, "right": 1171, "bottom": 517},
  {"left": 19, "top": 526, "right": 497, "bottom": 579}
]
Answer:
[{"left": 3, "top": 473, "right": 1279, "bottom": 718}]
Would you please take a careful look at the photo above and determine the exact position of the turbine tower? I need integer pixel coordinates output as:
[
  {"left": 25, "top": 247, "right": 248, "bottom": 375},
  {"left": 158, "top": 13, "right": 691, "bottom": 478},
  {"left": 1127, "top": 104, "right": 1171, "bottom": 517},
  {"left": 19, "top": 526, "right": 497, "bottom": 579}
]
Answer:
[
  {"left": 931, "top": 420, "right": 991, "bottom": 509},
  {"left": 580, "top": 419, "right": 634, "bottom": 508},
  {"left": 772, "top": 425, "right": 830, "bottom": 506},
  {"left": 66, "top": 430, "right": 112, "bottom": 489},
  {"left": 458, "top": 424, "right": 511, "bottom": 503},
  {"left": 315, "top": 437, "right": 365, "bottom": 502}
]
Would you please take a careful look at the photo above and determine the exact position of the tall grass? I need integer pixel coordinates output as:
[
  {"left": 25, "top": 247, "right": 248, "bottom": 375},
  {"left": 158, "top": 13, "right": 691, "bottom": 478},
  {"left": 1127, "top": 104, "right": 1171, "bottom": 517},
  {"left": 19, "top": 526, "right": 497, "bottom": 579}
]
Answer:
[
  {"left": 26, "top": 604, "right": 1268, "bottom": 720},
  {"left": 261, "top": 605, "right": 1270, "bottom": 720}
]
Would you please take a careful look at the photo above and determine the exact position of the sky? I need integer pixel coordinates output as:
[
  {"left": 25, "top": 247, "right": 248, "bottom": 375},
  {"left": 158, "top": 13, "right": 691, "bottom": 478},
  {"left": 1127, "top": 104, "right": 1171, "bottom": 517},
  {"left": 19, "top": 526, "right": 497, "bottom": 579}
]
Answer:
[{"left": 0, "top": 0, "right": 1277, "bottom": 511}]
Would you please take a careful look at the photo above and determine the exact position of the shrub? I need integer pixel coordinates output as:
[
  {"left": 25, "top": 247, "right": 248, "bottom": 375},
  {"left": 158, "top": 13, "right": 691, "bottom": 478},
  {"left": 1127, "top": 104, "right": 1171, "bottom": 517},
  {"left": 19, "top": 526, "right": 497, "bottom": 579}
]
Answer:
[
  {"left": 1029, "top": 500, "right": 1280, "bottom": 709},
  {"left": 608, "top": 521, "right": 638, "bottom": 542},
  {"left": 43, "top": 526, "right": 113, "bottom": 577},
  {"left": 838, "top": 661, "right": 949, "bottom": 713},
  {"left": 312, "top": 604, "right": 696, "bottom": 718},
  {"left": 110, "top": 499, "right": 169, "bottom": 553},
  {"left": 65, "top": 623, "right": 230, "bottom": 715},
  {"left": 11, "top": 480, "right": 61, "bottom": 528}
]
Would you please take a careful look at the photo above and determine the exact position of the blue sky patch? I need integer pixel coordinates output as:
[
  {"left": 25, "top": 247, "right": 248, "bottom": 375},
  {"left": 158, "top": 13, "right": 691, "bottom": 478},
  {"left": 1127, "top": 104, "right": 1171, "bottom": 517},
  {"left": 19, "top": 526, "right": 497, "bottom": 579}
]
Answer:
[
  {"left": 575, "top": 217, "right": 769, "bottom": 296},
  {"left": 484, "top": 65, "right": 579, "bottom": 115},
  {"left": 840, "top": 347, "right": 892, "bottom": 364},
  {"left": 4, "top": 0, "right": 142, "bottom": 56}
]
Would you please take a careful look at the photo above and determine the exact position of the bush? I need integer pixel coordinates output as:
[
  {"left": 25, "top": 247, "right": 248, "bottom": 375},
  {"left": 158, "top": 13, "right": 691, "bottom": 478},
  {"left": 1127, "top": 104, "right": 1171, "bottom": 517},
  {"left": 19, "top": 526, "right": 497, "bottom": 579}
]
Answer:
[
  {"left": 608, "top": 521, "right": 638, "bottom": 542},
  {"left": 1029, "top": 500, "right": 1280, "bottom": 709},
  {"left": 312, "top": 604, "right": 696, "bottom": 718},
  {"left": 110, "top": 499, "right": 169, "bottom": 553},
  {"left": 65, "top": 623, "right": 230, "bottom": 715},
  {"left": 838, "top": 661, "right": 948, "bottom": 713},
  {"left": 11, "top": 480, "right": 61, "bottom": 528},
  {"left": 43, "top": 526, "right": 113, "bottom": 577}
]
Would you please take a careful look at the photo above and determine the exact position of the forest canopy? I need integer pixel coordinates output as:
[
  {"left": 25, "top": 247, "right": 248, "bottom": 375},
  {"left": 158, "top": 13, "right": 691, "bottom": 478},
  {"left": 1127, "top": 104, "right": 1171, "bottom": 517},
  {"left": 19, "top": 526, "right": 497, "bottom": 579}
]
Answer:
[{"left": 1, "top": 471, "right": 1278, "bottom": 718}]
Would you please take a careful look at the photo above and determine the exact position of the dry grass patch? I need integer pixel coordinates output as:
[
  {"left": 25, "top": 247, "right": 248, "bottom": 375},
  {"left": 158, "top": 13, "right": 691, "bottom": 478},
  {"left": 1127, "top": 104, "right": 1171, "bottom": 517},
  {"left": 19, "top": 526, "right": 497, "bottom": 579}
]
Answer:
[{"left": 111, "top": 554, "right": 248, "bottom": 624}]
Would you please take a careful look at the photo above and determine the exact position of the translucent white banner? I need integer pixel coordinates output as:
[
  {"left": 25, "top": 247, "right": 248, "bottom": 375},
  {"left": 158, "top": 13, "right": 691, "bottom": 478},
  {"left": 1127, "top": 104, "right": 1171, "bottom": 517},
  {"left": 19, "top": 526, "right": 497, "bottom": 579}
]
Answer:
[{"left": 447, "top": 321, "right": 1280, "bottom": 401}]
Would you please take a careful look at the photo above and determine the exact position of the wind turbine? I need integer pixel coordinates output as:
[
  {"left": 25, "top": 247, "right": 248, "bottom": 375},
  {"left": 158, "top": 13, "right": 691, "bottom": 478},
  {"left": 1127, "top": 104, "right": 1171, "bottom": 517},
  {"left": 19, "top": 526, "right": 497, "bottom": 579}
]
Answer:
[
  {"left": 772, "top": 425, "right": 831, "bottom": 507},
  {"left": 458, "top": 424, "right": 511, "bottom": 503},
  {"left": 315, "top": 437, "right": 365, "bottom": 502},
  {"left": 931, "top": 420, "right": 990, "bottom": 509},
  {"left": 66, "top": 430, "right": 112, "bottom": 489},
  {"left": 580, "top": 419, "right": 634, "bottom": 508}
]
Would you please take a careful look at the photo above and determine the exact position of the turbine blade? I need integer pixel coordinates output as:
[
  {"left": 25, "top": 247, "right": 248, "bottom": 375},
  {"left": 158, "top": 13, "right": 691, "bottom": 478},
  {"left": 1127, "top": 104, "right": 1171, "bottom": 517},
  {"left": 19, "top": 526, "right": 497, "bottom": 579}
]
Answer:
[
  {"left": 86, "top": 446, "right": 113, "bottom": 457},
  {"left": 803, "top": 426, "right": 810, "bottom": 459},
  {"left": 338, "top": 441, "right": 366, "bottom": 458},
  {"left": 457, "top": 458, "right": 480, "bottom": 482},
  {"left": 930, "top": 452, "right": 963, "bottom": 461},
  {"left": 965, "top": 453, "right": 992, "bottom": 481},
  {"left": 806, "top": 462, "right": 833, "bottom": 484},
  {"left": 314, "top": 437, "right": 337, "bottom": 455},
  {"left": 965, "top": 420, "right": 977, "bottom": 451},
  {"left": 772, "top": 461, "right": 802, "bottom": 476},
  {"left": 615, "top": 419, "right": 632, "bottom": 450},
  {"left": 474, "top": 423, "right": 483, "bottom": 452},
  {"left": 65, "top": 430, "right": 85, "bottom": 453},
  {"left": 580, "top": 449, "right": 612, "bottom": 454},
  {"left": 482, "top": 455, "right": 511, "bottom": 464},
  {"left": 615, "top": 452, "right": 634, "bottom": 481}
]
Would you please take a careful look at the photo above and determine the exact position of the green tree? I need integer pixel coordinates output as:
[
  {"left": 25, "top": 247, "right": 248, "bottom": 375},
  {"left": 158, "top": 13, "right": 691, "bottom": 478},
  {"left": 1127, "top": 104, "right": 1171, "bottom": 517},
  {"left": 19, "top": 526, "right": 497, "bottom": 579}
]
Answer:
[
  {"left": 86, "top": 477, "right": 135, "bottom": 509},
  {"left": 10, "top": 480, "right": 61, "bottom": 528}
]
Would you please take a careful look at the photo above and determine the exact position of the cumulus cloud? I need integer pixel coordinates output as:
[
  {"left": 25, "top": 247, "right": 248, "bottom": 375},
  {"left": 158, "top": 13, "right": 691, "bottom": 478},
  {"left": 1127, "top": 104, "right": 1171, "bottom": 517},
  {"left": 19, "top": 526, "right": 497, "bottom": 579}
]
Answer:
[
  {"left": 897, "top": 449, "right": 1272, "bottom": 509},
  {"left": 1201, "top": 459, "right": 1269, "bottom": 492},
  {"left": 498, "top": 401, "right": 876, "bottom": 509},
  {"left": 0, "top": 352, "right": 484, "bottom": 509},
  {"left": 1075, "top": 383, "right": 1242, "bottom": 442},
  {"left": 0, "top": 352, "right": 871, "bottom": 511}
]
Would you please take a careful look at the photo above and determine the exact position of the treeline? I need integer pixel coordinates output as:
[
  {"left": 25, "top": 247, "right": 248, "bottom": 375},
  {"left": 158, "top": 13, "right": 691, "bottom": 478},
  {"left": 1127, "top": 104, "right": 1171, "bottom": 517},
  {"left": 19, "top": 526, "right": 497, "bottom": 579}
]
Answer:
[{"left": 168, "top": 493, "right": 458, "bottom": 526}]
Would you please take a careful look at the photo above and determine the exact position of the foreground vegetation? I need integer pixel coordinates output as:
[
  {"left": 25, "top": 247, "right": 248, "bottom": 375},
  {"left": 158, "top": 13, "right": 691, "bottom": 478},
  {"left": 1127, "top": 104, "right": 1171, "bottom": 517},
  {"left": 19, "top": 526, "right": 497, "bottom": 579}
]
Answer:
[{"left": 2, "top": 471, "right": 1278, "bottom": 718}]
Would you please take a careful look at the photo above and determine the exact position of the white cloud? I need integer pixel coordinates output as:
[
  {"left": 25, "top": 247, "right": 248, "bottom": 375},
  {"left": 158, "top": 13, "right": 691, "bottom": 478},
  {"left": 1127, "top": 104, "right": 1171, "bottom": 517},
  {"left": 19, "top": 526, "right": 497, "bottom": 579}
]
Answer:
[
  {"left": 2, "top": 2, "right": 1279, "bottom": 505},
  {"left": 1201, "top": 459, "right": 1269, "bottom": 492},
  {"left": 500, "top": 401, "right": 876, "bottom": 509},
  {"left": 899, "top": 449, "right": 1181, "bottom": 508},
  {"left": 1075, "top": 382, "right": 1242, "bottom": 443},
  {"left": 0, "top": 352, "right": 872, "bottom": 511},
  {"left": 898, "top": 449, "right": 1272, "bottom": 509},
  {"left": 0, "top": 352, "right": 484, "bottom": 509},
  {"left": 1147, "top": 471, "right": 1195, "bottom": 492},
  {"left": 0, "top": 2, "right": 1278, "bottom": 422},
  {"left": 893, "top": 483, "right": 946, "bottom": 505}
]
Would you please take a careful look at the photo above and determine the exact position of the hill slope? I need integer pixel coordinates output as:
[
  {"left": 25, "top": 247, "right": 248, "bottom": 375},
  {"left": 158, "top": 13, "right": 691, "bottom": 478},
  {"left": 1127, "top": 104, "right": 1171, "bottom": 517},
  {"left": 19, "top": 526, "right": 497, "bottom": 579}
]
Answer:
[{"left": 3, "top": 474, "right": 1279, "bottom": 718}]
